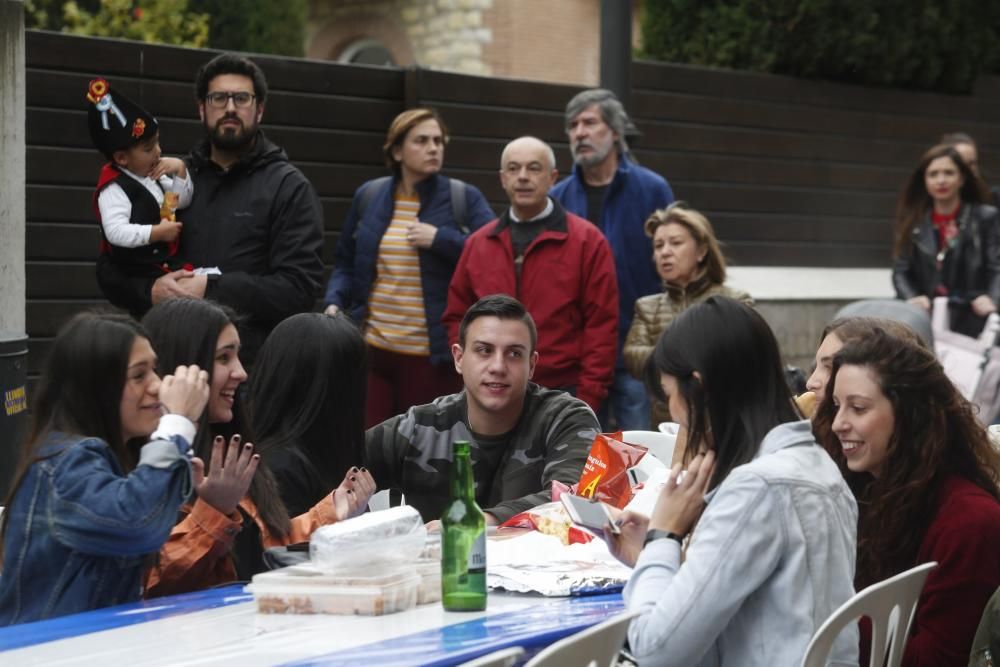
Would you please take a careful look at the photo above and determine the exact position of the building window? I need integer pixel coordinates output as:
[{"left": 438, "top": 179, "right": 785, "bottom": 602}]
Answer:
[{"left": 338, "top": 38, "right": 395, "bottom": 66}]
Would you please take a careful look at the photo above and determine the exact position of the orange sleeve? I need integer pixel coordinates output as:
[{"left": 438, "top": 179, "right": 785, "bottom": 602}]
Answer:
[
  {"left": 270, "top": 491, "right": 340, "bottom": 547},
  {"left": 144, "top": 498, "right": 242, "bottom": 598}
]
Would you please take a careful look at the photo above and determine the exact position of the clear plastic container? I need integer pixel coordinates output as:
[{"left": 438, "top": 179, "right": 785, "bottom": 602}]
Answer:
[
  {"left": 247, "top": 565, "right": 420, "bottom": 616},
  {"left": 414, "top": 558, "right": 441, "bottom": 605}
]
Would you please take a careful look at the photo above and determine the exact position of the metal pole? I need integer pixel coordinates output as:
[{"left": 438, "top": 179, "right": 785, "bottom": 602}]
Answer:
[{"left": 599, "top": 0, "right": 632, "bottom": 110}]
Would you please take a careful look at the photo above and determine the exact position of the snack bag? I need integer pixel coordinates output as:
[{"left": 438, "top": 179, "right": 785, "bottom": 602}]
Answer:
[
  {"left": 577, "top": 432, "right": 648, "bottom": 508},
  {"left": 501, "top": 500, "right": 595, "bottom": 545}
]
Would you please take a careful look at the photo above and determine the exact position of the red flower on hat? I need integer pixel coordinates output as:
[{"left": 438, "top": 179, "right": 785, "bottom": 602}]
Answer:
[
  {"left": 132, "top": 118, "right": 146, "bottom": 138},
  {"left": 87, "top": 78, "right": 108, "bottom": 104}
]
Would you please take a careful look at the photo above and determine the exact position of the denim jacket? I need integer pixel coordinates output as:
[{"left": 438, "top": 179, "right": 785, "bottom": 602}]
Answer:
[
  {"left": 0, "top": 416, "right": 194, "bottom": 625},
  {"left": 624, "top": 420, "right": 859, "bottom": 667}
]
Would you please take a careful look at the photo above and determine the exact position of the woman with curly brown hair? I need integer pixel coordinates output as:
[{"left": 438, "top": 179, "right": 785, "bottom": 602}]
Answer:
[
  {"left": 891, "top": 143, "right": 1000, "bottom": 337},
  {"left": 813, "top": 327, "right": 1000, "bottom": 665}
]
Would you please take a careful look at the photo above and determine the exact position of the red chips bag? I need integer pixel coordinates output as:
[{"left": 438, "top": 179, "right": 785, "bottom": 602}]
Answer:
[
  {"left": 500, "top": 500, "right": 595, "bottom": 544},
  {"left": 499, "top": 433, "right": 648, "bottom": 543},
  {"left": 577, "top": 432, "right": 647, "bottom": 508}
]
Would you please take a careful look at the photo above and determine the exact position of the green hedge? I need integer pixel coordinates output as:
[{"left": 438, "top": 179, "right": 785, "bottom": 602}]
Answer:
[
  {"left": 189, "top": 0, "right": 308, "bottom": 58},
  {"left": 25, "top": 0, "right": 307, "bottom": 56},
  {"left": 641, "top": 0, "right": 1000, "bottom": 93}
]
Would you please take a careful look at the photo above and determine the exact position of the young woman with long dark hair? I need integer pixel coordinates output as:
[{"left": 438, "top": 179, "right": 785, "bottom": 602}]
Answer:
[
  {"left": 814, "top": 328, "right": 1000, "bottom": 664},
  {"left": 141, "top": 299, "right": 374, "bottom": 596},
  {"left": 892, "top": 143, "right": 1000, "bottom": 336},
  {"left": 0, "top": 313, "right": 208, "bottom": 623},
  {"left": 248, "top": 312, "right": 368, "bottom": 516},
  {"left": 605, "top": 296, "right": 858, "bottom": 666}
]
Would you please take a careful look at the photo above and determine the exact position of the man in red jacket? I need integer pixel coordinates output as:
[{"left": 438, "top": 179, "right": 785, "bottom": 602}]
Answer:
[{"left": 443, "top": 136, "right": 619, "bottom": 413}]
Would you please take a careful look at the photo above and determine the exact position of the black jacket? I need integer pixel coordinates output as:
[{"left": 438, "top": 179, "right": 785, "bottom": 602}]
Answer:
[
  {"left": 96, "top": 131, "right": 325, "bottom": 359},
  {"left": 892, "top": 203, "right": 1000, "bottom": 336}
]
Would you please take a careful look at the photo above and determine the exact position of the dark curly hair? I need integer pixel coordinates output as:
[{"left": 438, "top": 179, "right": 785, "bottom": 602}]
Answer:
[
  {"left": 813, "top": 327, "right": 1000, "bottom": 587},
  {"left": 194, "top": 53, "right": 268, "bottom": 106}
]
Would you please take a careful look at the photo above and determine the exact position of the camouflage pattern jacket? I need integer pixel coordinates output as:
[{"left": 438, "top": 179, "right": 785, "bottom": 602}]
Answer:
[{"left": 364, "top": 384, "right": 599, "bottom": 522}]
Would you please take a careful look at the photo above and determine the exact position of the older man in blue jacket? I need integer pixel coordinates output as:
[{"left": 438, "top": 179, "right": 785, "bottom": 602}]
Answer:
[{"left": 551, "top": 89, "right": 675, "bottom": 430}]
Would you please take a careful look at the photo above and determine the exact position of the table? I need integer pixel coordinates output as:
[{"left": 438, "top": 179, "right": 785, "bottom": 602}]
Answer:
[{"left": 0, "top": 586, "right": 625, "bottom": 666}]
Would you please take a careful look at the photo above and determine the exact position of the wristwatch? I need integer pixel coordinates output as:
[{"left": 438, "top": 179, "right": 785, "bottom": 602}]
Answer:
[{"left": 644, "top": 529, "right": 684, "bottom": 548}]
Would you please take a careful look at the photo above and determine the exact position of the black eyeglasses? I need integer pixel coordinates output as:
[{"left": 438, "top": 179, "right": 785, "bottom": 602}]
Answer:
[{"left": 205, "top": 91, "right": 256, "bottom": 108}]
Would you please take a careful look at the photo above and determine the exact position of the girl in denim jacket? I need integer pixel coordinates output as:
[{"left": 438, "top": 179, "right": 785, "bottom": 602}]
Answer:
[
  {"left": 605, "top": 297, "right": 859, "bottom": 666},
  {"left": 0, "top": 313, "right": 210, "bottom": 624}
]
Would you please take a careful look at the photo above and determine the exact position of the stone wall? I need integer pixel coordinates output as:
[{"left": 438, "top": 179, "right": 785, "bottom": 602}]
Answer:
[
  {"left": 307, "top": 0, "right": 642, "bottom": 85},
  {"left": 308, "top": 0, "right": 494, "bottom": 75}
]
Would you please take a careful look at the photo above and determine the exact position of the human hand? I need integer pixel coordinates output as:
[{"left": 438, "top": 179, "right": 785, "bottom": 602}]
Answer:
[
  {"left": 972, "top": 295, "right": 997, "bottom": 317},
  {"left": 602, "top": 509, "right": 649, "bottom": 568},
  {"left": 175, "top": 274, "right": 208, "bottom": 298},
  {"left": 152, "top": 269, "right": 197, "bottom": 304},
  {"left": 158, "top": 364, "right": 210, "bottom": 422},
  {"left": 324, "top": 304, "right": 340, "bottom": 316},
  {"left": 191, "top": 435, "right": 258, "bottom": 515},
  {"left": 332, "top": 466, "right": 376, "bottom": 520},
  {"left": 149, "top": 157, "right": 187, "bottom": 180},
  {"left": 151, "top": 219, "right": 183, "bottom": 243},
  {"left": 406, "top": 221, "right": 438, "bottom": 249},
  {"left": 906, "top": 295, "right": 931, "bottom": 312},
  {"left": 649, "top": 450, "right": 715, "bottom": 536}
]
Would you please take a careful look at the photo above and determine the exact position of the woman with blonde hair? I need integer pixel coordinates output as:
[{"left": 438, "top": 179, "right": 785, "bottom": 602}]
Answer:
[
  {"left": 624, "top": 202, "right": 752, "bottom": 425},
  {"left": 323, "top": 108, "right": 495, "bottom": 426}
]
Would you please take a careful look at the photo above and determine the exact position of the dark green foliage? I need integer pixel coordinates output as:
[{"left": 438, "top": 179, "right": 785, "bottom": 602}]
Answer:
[
  {"left": 641, "top": 0, "right": 1000, "bottom": 93},
  {"left": 189, "top": 0, "right": 308, "bottom": 57}
]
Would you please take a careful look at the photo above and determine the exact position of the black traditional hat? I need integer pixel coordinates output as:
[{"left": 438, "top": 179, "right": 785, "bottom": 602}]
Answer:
[{"left": 86, "top": 78, "right": 158, "bottom": 156}]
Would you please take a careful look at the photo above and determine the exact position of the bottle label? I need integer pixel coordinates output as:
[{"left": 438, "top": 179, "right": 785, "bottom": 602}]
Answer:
[{"left": 467, "top": 531, "right": 486, "bottom": 573}]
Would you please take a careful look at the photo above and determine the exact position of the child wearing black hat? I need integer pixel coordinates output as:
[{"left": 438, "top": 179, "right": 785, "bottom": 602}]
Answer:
[{"left": 88, "top": 78, "right": 191, "bottom": 277}]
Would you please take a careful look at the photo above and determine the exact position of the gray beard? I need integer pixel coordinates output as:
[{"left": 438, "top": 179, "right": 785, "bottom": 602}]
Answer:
[{"left": 572, "top": 144, "right": 613, "bottom": 169}]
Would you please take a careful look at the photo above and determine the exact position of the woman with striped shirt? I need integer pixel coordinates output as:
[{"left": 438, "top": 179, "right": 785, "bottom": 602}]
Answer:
[{"left": 324, "top": 109, "right": 494, "bottom": 427}]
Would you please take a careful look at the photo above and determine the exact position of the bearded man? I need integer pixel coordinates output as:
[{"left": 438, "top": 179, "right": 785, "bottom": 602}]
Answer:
[
  {"left": 96, "top": 53, "right": 324, "bottom": 364},
  {"left": 550, "top": 89, "right": 674, "bottom": 430}
]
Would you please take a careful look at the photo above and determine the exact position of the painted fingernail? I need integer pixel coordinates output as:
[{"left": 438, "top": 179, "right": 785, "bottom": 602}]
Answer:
[
  {"left": 233, "top": 434, "right": 241, "bottom": 442},
  {"left": 351, "top": 466, "right": 359, "bottom": 473},
  {"left": 350, "top": 476, "right": 356, "bottom": 482},
  {"left": 347, "top": 489, "right": 355, "bottom": 495},
  {"left": 360, "top": 467, "right": 368, "bottom": 473},
  {"left": 253, "top": 454, "right": 259, "bottom": 460},
  {"left": 244, "top": 443, "right": 252, "bottom": 450},
  {"left": 215, "top": 436, "right": 223, "bottom": 442}
]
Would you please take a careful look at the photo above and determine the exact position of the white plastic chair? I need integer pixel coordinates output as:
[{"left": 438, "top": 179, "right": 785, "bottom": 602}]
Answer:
[
  {"left": 458, "top": 646, "right": 525, "bottom": 667},
  {"left": 622, "top": 429, "right": 677, "bottom": 465},
  {"left": 800, "top": 561, "right": 937, "bottom": 667},
  {"left": 524, "top": 610, "right": 639, "bottom": 667}
]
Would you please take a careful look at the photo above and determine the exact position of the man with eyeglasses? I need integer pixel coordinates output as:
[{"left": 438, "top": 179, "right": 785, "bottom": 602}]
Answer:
[
  {"left": 96, "top": 53, "right": 324, "bottom": 364},
  {"left": 443, "top": 136, "right": 618, "bottom": 414},
  {"left": 551, "top": 89, "right": 674, "bottom": 431}
]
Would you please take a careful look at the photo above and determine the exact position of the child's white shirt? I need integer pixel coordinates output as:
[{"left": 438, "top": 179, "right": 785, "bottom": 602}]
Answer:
[{"left": 97, "top": 167, "right": 193, "bottom": 248}]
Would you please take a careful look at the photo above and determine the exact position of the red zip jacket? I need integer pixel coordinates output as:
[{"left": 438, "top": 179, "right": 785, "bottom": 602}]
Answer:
[{"left": 443, "top": 202, "right": 618, "bottom": 411}]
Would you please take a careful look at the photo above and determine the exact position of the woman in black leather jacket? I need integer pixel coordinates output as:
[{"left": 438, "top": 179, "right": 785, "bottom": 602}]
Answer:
[{"left": 892, "top": 143, "right": 1000, "bottom": 336}]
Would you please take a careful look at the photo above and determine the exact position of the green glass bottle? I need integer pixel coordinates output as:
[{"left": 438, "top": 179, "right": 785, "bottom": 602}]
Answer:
[{"left": 441, "top": 440, "right": 487, "bottom": 611}]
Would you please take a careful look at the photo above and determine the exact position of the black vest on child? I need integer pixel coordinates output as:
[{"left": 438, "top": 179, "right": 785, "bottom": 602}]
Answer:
[{"left": 96, "top": 169, "right": 178, "bottom": 269}]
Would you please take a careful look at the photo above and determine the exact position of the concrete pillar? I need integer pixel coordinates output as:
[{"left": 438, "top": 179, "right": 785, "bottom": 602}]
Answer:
[{"left": 0, "top": 0, "right": 28, "bottom": 497}]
